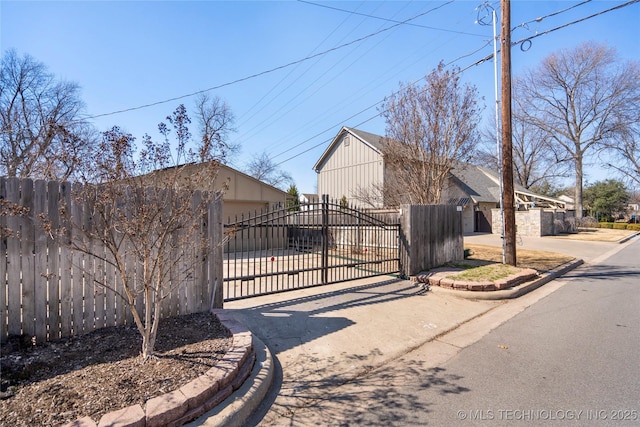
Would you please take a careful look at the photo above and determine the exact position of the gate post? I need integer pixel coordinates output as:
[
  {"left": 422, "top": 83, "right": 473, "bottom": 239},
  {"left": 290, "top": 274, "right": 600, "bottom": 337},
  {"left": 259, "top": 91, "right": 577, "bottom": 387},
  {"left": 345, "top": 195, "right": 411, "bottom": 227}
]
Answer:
[
  {"left": 399, "top": 205, "right": 464, "bottom": 276},
  {"left": 321, "top": 194, "right": 329, "bottom": 285}
]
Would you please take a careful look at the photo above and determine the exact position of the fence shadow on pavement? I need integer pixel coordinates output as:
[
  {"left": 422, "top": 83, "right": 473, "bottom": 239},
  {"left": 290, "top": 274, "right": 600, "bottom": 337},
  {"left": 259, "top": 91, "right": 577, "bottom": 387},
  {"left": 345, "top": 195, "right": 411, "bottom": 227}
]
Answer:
[{"left": 224, "top": 278, "right": 427, "bottom": 354}]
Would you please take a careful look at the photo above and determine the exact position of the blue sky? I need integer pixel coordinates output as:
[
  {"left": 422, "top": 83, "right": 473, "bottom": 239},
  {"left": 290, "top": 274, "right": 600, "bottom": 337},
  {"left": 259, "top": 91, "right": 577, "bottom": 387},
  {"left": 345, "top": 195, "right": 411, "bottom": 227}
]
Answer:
[{"left": 2, "top": 1, "right": 639, "bottom": 193}]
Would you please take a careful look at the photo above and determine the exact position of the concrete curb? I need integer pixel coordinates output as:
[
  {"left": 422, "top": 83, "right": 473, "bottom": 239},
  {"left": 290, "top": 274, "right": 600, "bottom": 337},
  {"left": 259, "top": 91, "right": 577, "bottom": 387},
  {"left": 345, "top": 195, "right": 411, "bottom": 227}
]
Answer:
[
  {"left": 186, "top": 334, "right": 274, "bottom": 427},
  {"left": 619, "top": 232, "right": 639, "bottom": 244},
  {"left": 428, "top": 258, "right": 584, "bottom": 301}
]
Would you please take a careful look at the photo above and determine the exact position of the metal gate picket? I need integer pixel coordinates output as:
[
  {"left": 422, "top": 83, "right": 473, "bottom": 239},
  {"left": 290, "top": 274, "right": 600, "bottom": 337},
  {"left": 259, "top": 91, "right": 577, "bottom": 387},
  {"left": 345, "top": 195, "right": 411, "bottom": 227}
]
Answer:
[{"left": 222, "top": 195, "right": 400, "bottom": 301}]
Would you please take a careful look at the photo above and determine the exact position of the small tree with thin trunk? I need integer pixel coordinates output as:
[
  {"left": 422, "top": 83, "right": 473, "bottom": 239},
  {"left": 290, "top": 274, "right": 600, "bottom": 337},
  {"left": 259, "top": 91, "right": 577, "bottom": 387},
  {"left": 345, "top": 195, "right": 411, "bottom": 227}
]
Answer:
[
  {"left": 377, "top": 62, "right": 482, "bottom": 207},
  {"left": 56, "top": 104, "right": 233, "bottom": 361}
]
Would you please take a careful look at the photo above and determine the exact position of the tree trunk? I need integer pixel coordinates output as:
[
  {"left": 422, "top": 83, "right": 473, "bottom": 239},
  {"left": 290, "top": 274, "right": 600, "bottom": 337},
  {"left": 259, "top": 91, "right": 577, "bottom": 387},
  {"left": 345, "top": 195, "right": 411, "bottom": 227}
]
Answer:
[{"left": 575, "top": 158, "right": 584, "bottom": 219}]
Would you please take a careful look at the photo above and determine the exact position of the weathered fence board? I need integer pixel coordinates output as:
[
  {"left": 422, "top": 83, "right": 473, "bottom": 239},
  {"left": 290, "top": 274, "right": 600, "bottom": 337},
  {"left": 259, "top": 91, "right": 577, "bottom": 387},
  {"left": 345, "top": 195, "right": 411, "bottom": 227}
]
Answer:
[
  {"left": 47, "top": 180, "right": 62, "bottom": 340},
  {"left": 33, "top": 180, "right": 48, "bottom": 342},
  {"left": 0, "top": 178, "right": 7, "bottom": 341},
  {"left": 71, "top": 187, "right": 85, "bottom": 335},
  {"left": 399, "top": 204, "right": 464, "bottom": 276},
  {"left": 59, "top": 181, "right": 73, "bottom": 338},
  {"left": 1, "top": 178, "right": 223, "bottom": 344},
  {"left": 20, "top": 179, "right": 36, "bottom": 339},
  {"left": 6, "top": 177, "right": 22, "bottom": 337}
]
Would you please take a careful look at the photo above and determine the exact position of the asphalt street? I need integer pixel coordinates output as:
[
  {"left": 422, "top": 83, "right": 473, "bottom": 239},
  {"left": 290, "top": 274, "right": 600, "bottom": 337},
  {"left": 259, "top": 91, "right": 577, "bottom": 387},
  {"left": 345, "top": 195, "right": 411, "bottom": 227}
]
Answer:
[
  {"left": 414, "top": 237, "right": 640, "bottom": 426},
  {"left": 248, "top": 238, "right": 639, "bottom": 426}
]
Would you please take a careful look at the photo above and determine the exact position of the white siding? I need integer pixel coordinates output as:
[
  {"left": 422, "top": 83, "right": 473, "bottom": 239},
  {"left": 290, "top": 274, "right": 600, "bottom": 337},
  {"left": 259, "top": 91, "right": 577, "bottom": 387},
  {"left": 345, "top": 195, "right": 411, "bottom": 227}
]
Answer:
[{"left": 317, "top": 133, "right": 384, "bottom": 207}]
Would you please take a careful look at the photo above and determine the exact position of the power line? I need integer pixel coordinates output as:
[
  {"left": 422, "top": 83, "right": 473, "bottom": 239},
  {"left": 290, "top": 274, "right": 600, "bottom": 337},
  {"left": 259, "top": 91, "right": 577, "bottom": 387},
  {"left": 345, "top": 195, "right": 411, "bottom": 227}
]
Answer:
[
  {"left": 270, "top": 39, "right": 493, "bottom": 162},
  {"left": 512, "top": 0, "right": 640, "bottom": 47},
  {"left": 262, "top": 2, "right": 473, "bottom": 157},
  {"left": 514, "top": 0, "right": 592, "bottom": 30},
  {"left": 272, "top": 0, "right": 640, "bottom": 167},
  {"left": 235, "top": 1, "right": 409, "bottom": 149},
  {"left": 298, "top": 0, "right": 486, "bottom": 37},
  {"left": 82, "top": 3, "right": 456, "bottom": 121}
]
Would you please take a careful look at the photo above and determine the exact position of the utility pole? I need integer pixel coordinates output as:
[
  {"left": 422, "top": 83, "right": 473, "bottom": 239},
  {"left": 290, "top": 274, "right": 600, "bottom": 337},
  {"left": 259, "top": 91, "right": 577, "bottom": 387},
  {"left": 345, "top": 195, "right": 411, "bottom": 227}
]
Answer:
[{"left": 501, "top": 0, "right": 516, "bottom": 266}]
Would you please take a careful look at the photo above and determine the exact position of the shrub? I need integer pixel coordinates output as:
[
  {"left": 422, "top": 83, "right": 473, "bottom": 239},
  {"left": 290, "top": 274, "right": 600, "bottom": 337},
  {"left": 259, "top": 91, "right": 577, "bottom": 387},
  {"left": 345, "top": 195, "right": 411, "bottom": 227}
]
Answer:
[
  {"left": 627, "top": 224, "right": 640, "bottom": 231},
  {"left": 577, "top": 216, "right": 599, "bottom": 228},
  {"left": 600, "top": 222, "right": 614, "bottom": 229},
  {"left": 612, "top": 223, "right": 628, "bottom": 230}
]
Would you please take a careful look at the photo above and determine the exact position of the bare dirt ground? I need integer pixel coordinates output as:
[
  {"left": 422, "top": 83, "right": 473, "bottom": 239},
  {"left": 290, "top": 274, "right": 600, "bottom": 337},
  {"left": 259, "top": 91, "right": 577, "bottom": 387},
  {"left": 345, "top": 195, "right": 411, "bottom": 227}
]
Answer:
[{"left": 0, "top": 312, "right": 232, "bottom": 427}]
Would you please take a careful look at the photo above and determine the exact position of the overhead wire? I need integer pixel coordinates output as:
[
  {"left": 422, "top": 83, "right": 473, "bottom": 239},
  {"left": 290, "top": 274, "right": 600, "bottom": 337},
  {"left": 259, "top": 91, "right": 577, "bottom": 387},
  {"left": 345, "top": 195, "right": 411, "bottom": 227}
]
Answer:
[
  {"left": 272, "top": 0, "right": 640, "bottom": 167},
  {"left": 233, "top": 1, "right": 396, "bottom": 148},
  {"left": 269, "top": 2, "right": 487, "bottom": 157},
  {"left": 256, "top": 1, "right": 427, "bottom": 154},
  {"left": 297, "top": 0, "right": 487, "bottom": 37},
  {"left": 232, "top": 1, "right": 368, "bottom": 126},
  {"left": 81, "top": 2, "right": 455, "bottom": 121}
]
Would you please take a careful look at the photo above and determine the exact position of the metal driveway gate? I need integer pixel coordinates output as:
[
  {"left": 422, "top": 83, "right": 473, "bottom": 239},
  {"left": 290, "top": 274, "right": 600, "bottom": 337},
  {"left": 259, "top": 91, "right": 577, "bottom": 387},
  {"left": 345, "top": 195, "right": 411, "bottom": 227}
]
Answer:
[{"left": 223, "top": 195, "right": 400, "bottom": 301}]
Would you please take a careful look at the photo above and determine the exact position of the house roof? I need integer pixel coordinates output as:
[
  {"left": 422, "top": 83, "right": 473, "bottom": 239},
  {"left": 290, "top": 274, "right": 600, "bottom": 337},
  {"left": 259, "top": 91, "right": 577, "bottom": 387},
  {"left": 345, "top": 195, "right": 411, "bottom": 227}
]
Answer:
[
  {"left": 450, "top": 163, "right": 566, "bottom": 208},
  {"left": 314, "top": 127, "right": 566, "bottom": 208},
  {"left": 449, "top": 163, "right": 501, "bottom": 204},
  {"left": 154, "top": 160, "right": 290, "bottom": 199},
  {"left": 313, "top": 126, "right": 384, "bottom": 172}
]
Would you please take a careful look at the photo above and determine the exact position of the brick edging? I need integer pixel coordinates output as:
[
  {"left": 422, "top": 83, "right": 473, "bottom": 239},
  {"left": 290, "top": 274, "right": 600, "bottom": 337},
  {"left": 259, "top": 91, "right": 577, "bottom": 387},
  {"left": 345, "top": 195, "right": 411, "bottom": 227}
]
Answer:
[
  {"left": 63, "top": 311, "right": 255, "bottom": 427},
  {"left": 412, "top": 268, "right": 539, "bottom": 291}
]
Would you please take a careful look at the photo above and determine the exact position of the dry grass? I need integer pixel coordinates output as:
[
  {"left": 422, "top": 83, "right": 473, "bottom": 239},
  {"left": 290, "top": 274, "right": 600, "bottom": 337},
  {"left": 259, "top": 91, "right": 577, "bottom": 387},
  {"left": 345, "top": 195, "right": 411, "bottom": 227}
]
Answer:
[
  {"left": 447, "top": 263, "right": 523, "bottom": 282},
  {"left": 462, "top": 244, "right": 575, "bottom": 273},
  {"left": 549, "top": 228, "right": 637, "bottom": 242},
  {"left": 452, "top": 228, "right": 635, "bottom": 277}
]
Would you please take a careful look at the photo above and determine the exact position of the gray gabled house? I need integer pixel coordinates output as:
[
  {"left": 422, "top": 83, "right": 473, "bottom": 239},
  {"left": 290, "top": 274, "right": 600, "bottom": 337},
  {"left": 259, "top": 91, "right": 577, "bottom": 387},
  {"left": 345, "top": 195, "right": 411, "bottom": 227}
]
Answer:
[{"left": 313, "top": 126, "right": 567, "bottom": 233}]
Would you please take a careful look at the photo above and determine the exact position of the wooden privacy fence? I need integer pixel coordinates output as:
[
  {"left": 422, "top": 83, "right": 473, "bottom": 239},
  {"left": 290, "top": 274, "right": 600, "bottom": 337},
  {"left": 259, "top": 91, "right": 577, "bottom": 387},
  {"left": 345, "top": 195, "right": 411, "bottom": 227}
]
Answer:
[
  {"left": 399, "top": 204, "right": 464, "bottom": 276},
  {"left": 0, "top": 177, "right": 223, "bottom": 344}
]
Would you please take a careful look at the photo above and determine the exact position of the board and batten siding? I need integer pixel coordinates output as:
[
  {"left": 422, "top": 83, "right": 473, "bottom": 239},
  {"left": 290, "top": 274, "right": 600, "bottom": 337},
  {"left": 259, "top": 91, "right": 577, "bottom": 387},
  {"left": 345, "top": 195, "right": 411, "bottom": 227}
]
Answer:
[{"left": 317, "top": 133, "right": 384, "bottom": 207}]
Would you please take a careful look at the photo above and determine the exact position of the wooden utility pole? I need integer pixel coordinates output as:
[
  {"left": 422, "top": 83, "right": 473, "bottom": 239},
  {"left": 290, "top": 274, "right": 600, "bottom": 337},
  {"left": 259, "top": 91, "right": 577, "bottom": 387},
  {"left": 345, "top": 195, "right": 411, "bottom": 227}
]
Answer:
[{"left": 501, "top": 0, "right": 516, "bottom": 266}]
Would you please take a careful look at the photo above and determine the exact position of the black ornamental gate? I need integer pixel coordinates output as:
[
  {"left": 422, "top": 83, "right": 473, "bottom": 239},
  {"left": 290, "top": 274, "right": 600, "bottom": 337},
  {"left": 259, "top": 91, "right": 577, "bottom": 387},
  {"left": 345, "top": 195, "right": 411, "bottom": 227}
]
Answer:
[{"left": 223, "top": 195, "right": 400, "bottom": 301}]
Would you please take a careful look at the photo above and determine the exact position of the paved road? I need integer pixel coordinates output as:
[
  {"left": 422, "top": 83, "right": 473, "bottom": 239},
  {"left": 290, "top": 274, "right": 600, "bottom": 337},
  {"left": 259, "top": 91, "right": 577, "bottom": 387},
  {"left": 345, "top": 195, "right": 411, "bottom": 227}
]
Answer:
[
  {"left": 416, "top": 237, "right": 640, "bottom": 426},
  {"left": 252, "top": 238, "right": 640, "bottom": 426}
]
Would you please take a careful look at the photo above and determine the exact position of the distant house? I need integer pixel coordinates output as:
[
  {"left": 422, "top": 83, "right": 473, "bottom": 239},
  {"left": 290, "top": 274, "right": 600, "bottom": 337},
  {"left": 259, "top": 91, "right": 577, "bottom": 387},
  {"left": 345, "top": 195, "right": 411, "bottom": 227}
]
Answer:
[
  {"left": 313, "top": 126, "right": 566, "bottom": 233},
  {"left": 313, "top": 127, "right": 386, "bottom": 207},
  {"left": 558, "top": 194, "right": 575, "bottom": 210},
  {"left": 442, "top": 164, "right": 567, "bottom": 233},
  {"left": 299, "top": 193, "right": 319, "bottom": 211},
  {"left": 147, "top": 161, "right": 291, "bottom": 221}
]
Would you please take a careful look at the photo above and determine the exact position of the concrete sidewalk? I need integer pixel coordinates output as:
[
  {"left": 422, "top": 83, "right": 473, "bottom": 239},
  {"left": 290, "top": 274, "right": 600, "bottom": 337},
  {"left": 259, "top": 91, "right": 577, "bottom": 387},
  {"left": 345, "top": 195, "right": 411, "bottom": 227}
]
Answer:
[{"left": 190, "top": 233, "right": 635, "bottom": 426}]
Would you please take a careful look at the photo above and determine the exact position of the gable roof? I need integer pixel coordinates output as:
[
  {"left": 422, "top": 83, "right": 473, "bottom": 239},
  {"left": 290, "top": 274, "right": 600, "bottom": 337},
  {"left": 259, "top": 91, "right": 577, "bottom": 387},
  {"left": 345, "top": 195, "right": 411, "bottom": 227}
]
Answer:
[
  {"left": 449, "top": 163, "right": 501, "bottom": 203},
  {"left": 153, "top": 161, "right": 290, "bottom": 199},
  {"left": 314, "top": 127, "right": 566, "bottom": 208},
  {"left": 313, "top": 126, "right": 384, "bottom": 172},
  {"left": 450, "top": 163, "right": 566, "bottom": 207}
]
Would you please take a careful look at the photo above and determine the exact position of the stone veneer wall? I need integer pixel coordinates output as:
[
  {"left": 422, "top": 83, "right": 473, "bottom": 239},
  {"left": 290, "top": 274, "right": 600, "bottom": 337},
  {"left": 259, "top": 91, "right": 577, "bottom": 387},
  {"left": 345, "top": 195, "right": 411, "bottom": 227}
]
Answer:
[{"left": 491, "top": 208, "right": 575, "bottom": 237}]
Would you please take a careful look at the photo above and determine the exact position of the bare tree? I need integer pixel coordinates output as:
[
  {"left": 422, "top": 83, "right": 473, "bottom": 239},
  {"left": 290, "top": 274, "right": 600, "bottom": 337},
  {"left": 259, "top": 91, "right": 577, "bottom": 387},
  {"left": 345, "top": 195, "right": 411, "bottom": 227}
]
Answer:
[
  {"left": 476, "top": 98, "right": 569, "bottom": 194},
  {"left": 60, "top": 104, "right": 230, "bottom": 361},
  {"left": 515, "top": 42, "right": 640, "bottom": 217},
  {"left": 378, "top": 62, "right": 482, "bottom": 206},
  {"left": 194, "top": 93, "right": 239, "bottom": 163},
  {"left": 0, "top": 49, "right": 97, "bottom": 180},
  {"left": 605, "top": 120, "right": 640, "bottom": 187},
  {"left": 245, "top": 151, "right": 293, "bottom": 190}
]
